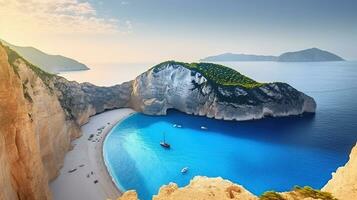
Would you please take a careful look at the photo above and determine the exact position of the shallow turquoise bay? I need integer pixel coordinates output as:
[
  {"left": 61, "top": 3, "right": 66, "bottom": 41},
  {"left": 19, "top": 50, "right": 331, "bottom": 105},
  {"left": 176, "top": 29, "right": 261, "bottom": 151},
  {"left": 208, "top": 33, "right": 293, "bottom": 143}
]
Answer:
[{"left": 103, "top": 61, "right": 357, "bottom": 200}]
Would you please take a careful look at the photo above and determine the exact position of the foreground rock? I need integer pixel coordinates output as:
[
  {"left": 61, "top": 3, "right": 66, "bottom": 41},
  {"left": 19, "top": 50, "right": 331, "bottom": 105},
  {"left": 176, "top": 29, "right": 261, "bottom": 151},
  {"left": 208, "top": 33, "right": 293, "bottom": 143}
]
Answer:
[
  {"left": 118, "top": 176, "right": 338, "bottom": 200},
  {"left": 323, "top": 142, "right": 357, "bottom": 200},
  {"left": 152, "top": 177, "right": 257, "bottom": 200}
]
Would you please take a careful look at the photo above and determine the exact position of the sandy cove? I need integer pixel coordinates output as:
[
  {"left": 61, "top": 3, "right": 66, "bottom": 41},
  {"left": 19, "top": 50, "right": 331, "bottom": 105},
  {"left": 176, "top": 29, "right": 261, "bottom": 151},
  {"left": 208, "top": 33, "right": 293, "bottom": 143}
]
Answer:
[{"left": 50, "top": 108, "right": 135, "bottom": 200}]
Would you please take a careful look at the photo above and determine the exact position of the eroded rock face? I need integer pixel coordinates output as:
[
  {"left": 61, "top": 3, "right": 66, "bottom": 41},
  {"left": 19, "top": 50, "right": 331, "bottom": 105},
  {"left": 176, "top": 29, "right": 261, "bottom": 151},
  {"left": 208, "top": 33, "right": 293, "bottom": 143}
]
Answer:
[
  {"left": 323, "top": 143, "right": 357, "bottom": 200},
  {"left": 15, "top": 59, "right": 82, "bottom": 181},
  {"left": 52, "top": 77, "right": 132, "bottom": 125},
  {"left": 0, "top": 44, "right": 51, "bottom": 200},
  {"left": 131, "top": 62, "right": 316, "bottom": 120},
  {"left": 153, "top": 176, "right": 258, "bottom": 200}
]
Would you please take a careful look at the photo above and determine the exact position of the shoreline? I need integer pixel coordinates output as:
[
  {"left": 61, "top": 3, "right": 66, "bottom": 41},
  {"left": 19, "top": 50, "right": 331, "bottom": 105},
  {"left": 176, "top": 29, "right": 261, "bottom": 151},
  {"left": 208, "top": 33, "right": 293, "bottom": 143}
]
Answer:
[
  {"left": 101, "top": 111, "right": 137, "bottom": 194},
  {"left": 50, "top": 108, "right": 136, "bottom": 200}
]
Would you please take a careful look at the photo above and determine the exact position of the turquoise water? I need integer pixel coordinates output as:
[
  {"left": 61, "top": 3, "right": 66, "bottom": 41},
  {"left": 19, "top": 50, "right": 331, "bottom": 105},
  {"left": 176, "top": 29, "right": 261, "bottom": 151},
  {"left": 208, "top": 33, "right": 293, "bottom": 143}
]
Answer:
[{"left": 103, "top": 61, "right": 357, "bottom": 199}]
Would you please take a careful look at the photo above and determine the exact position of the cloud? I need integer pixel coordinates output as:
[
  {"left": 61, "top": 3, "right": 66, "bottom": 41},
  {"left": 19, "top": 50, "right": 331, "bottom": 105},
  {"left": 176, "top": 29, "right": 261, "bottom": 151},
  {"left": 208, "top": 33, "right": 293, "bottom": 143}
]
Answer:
[{"left": 0, "top": 0, "right": 130, "bottom": 35}]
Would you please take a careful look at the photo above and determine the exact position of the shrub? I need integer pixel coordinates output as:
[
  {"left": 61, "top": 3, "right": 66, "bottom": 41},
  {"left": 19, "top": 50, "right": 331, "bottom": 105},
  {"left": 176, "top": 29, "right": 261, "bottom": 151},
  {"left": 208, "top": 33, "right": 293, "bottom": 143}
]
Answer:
[
  {"left": 260, "top": 191, "right": 285, "bottom": 200},
  {"left": 293, "top": 186, "right": 337, "bottom": 200}
]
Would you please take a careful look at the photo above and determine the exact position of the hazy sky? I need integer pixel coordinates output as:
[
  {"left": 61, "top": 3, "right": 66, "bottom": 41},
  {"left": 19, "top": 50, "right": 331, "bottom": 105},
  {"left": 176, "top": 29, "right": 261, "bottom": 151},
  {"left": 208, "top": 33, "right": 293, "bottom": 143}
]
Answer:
[{"left": 0, "top": 0, "right": 356, "bottom": 64}]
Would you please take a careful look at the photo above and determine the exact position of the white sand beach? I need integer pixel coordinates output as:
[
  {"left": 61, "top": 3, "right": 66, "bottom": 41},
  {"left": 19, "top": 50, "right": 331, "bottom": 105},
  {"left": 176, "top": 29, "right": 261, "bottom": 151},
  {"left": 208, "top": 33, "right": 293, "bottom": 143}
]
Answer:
[{"left": 50, "top": 108, "right": 135, "bottom": 200}]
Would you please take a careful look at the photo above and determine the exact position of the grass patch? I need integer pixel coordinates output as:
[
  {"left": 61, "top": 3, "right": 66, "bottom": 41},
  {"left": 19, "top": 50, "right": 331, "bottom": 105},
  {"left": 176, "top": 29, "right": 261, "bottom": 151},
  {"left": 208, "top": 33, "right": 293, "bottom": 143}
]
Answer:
[
  {"left": 293, "top": 186, "right": 337, "bottom": 200},
  {"left": 152, "top": 61, "right": 265, "bottom": 88},
  {"left": 260, "top": 191, "right": 285, "bottom": 200}
]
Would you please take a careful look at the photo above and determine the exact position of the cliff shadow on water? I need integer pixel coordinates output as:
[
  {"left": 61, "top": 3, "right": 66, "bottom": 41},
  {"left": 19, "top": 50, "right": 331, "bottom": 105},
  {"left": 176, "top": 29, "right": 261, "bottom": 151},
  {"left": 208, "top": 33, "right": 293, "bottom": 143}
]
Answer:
[{"left": 130, "top": 108, "right": 318, "bottom": 149}]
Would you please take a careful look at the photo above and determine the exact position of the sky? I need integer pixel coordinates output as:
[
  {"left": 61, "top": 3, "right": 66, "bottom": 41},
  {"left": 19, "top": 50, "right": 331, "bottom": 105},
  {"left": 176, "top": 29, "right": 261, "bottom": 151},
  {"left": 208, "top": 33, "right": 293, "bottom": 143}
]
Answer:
[{"left": 0, "top": 0, "right": 356, "bottom": 64}]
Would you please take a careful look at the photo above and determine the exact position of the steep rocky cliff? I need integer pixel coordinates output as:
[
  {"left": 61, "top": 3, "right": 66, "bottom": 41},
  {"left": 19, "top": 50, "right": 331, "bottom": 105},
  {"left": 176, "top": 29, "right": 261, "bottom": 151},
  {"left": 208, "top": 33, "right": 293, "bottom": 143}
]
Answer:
[
  {"left": 0, "top": 43, "right": 51, "bottom": 200},
  {"left": 0, "top": 43, "right": 131, "bottom": 200},
  {"left": 52, "top": 77, "right": 132, "bottom": 125},
  {"left": 131, "top": 61, "right": 316, "bottom": 120}
]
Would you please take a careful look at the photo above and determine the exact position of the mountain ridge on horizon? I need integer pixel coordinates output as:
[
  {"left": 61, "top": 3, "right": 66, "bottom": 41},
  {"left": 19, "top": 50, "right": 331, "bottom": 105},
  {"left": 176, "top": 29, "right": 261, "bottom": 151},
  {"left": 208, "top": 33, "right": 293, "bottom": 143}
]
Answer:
[
  {"left": 0, "top": 39, "right": 89, "bottom": 73},
  {"left": 201, "top": 47, "right": 345, "bottom": 62}
]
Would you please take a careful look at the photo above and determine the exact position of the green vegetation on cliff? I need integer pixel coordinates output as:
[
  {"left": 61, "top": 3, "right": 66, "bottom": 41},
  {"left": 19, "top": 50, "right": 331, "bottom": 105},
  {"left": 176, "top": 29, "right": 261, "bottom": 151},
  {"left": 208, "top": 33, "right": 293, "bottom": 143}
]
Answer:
[
  {"left": 259, "top": 187, "right": 337, "bottom": 200},
  {"left": 293, "top": 186, "right": 337, "bottom": 200},
  {"left": 153, "top": 61, "right": 264, "bottom": 88},
  {"left": 260, "top": 191, "right": 285, "bottom": 200}
]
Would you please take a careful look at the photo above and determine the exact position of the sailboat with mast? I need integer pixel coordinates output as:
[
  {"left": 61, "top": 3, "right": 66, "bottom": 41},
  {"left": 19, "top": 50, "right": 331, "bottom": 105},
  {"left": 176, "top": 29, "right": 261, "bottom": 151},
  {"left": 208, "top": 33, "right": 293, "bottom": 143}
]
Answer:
[{"left": 160, "top": 132, "right": 171, "bottom": 149}]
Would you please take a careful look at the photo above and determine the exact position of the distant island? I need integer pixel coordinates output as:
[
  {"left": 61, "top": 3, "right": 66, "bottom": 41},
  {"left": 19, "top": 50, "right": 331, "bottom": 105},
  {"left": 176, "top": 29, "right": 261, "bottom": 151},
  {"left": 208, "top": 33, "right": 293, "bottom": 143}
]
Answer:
[
  {"left": 201, "top": 53, "right": 277, "bottom": 62},
  {"left": 0, "top": 39, "right": 89, "bottom": 73},
  {"left": 277, "top": 48, "right": 345, "bottom": 62},
  {"left": 201, "top": 48, "right": 344, "bottom": 62}
]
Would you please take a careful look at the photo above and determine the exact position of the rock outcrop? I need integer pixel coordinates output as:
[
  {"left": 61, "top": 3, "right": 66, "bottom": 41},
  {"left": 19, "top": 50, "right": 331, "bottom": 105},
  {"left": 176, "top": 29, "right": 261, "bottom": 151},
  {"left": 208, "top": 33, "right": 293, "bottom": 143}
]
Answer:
[
  {"left": 323, "top": 143, "right": 357, "bottom": 200},
  {"left": 118, "top": 176, "right": 338, "bottom": 200},
  {"left": 52, "top": 77, "right": 132, "bottom": 125},
  {"left": 131, "top": 61, "right": 316, "bottom": 120},
  {"left": 152, "top": 177, "right": 257, "bottom": 200}
]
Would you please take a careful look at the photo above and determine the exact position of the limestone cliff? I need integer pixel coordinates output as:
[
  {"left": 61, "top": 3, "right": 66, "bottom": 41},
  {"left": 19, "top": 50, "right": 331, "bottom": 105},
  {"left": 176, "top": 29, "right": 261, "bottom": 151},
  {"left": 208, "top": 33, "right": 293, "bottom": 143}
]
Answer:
[
  {"left": 0, "top": 43, "right": 51, "bottom": 200},
  {"left": 131, "top": 61, "right": 316, "bottom": 120},
  {"left": 323, "top": 143, "right": 357, "bottom": 200},
  {"left": 0, "top": 43, "right": 131, "bottom": 200},
  {"left": 52, "top": 60, "right": 316, "bottom": 123},
  {"left": 52, "top": 77, "right": 132, "bottom": 125}
]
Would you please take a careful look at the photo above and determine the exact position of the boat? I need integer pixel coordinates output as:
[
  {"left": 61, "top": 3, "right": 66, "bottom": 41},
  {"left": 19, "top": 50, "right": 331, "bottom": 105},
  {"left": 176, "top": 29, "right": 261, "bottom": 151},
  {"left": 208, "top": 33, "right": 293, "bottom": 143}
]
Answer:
[
  {"left": 201, "top": 126, "right": 208, "bottom": 130},
  {"left": 181, "top": 167, "right": 189, "bottom": 174},
  {"left": 160, "top": 132, "right": 171, "bottom": 149},
  {"left": 173, "top": 124, "right": 182, "bottom": 128}
]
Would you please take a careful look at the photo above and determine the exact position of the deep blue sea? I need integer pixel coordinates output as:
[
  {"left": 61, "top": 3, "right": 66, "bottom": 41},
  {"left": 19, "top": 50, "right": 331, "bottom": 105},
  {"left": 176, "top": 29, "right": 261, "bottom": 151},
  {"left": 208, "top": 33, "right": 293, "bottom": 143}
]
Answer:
[{"left": 103, "top": 61, "right": 357, "bottom": 200}]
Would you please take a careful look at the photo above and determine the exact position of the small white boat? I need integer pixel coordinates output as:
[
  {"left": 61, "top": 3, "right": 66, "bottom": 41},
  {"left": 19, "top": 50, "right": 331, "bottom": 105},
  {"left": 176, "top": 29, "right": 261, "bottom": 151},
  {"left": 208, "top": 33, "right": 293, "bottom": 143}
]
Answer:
[
  {"left": 181, "top": 167, "right": 189, "bottom": 174},
  {"left": 201, "top": 126, "right": 208, "bottom": 130},
  {"left": 173, "top": 124, "right": 182, "bottom": 128}
]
